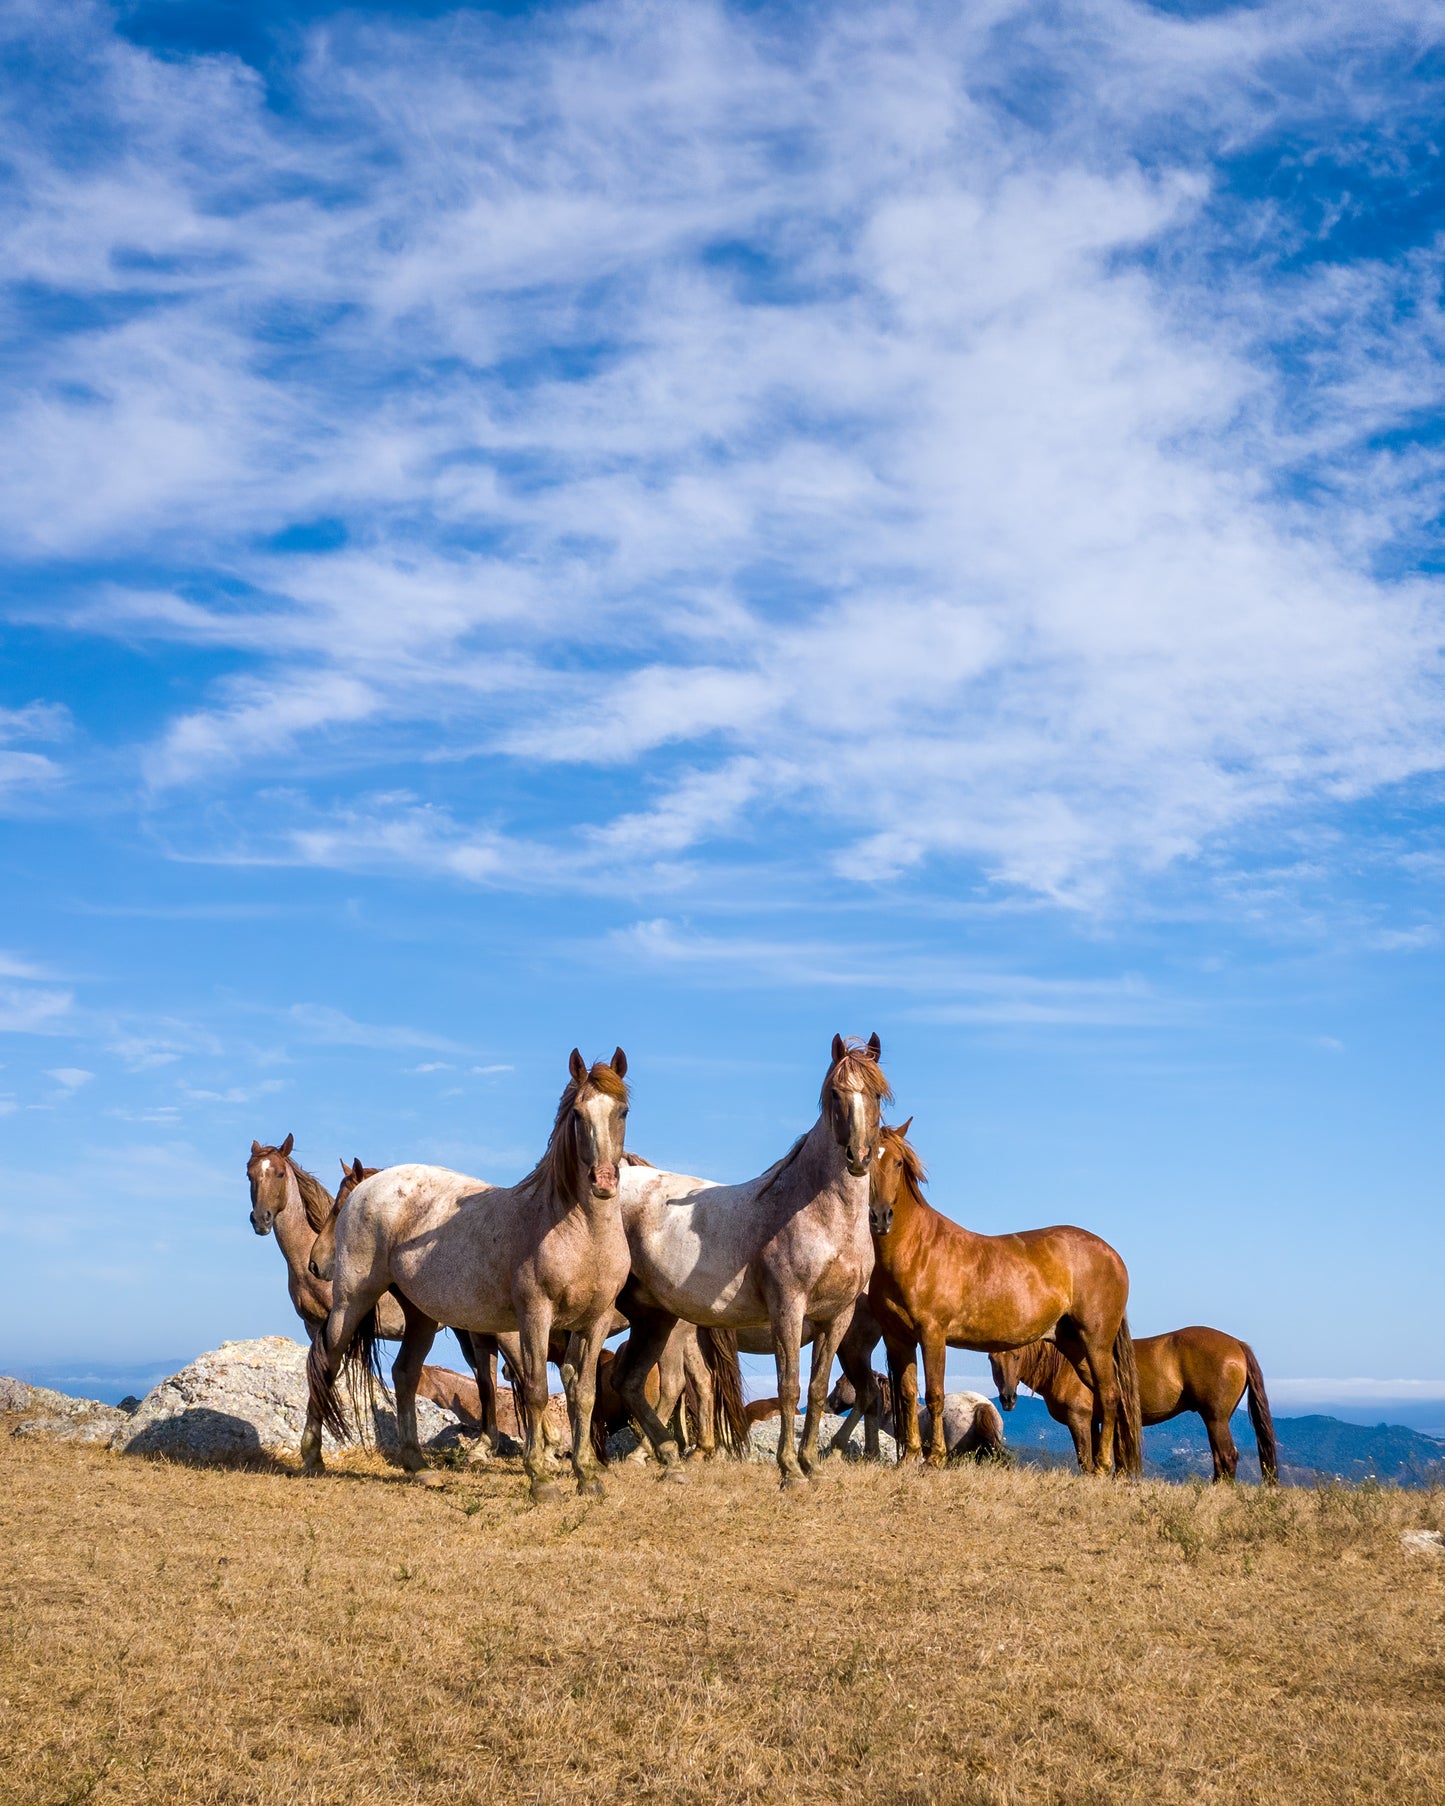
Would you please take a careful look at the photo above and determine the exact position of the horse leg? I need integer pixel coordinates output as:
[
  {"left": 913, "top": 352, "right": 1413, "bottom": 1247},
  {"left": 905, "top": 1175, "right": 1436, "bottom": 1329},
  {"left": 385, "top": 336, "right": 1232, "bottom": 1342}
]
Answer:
[
  {"left": 303, "top": 1288, "right": 389, "bottom": 1477},
  {"left": 454, "top": 1329, "right": 497, "bottom": 1462},
  {"left": 800, "top": 1307, "right": 853, "bottom": 1474},
  {"left": 564, "top": 1318, "right": 611, "bottom": 1500},
  {"left": 1068, "top": 1406, "right": 1094, "bottom": 1474},
  {"left": 921, "top": 1330, "right": 948, "bottom": 1467},
  {"left": 766, "top": 1294, "right": 809, "bottom": 1490},
  {"left": 616, "top": 1310, "right": 689, "bottom": 1481},
  {"left": 392, "top": 1300, "right": 439, "bottom": 1476},
  {"left": 1077, "top": 1329, "right": 1120, "bottom": 1478},
  {"left": 299, "top": 1323, "right": 327, "bottom": 1477},
  {"left": 1205, "top": 1412, "right": 1239, "bottom": 1482},
  {"left": 888, "top": 1338, "right": 924, "bottom": 1463},
  {"left": 517, "top": 1308, "right": 563, "bottom": 1505},
  {"left": 827, "top": 1308, "right": 875, "bottom": 1459},
  {"left": 678, "top": 1327, "right": 717, "bottom": 1460}
]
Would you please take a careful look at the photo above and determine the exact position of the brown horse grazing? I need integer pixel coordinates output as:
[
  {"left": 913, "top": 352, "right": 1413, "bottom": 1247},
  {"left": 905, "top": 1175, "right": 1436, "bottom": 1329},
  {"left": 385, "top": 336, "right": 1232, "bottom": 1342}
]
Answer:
[
  {"left": 868, "top": 1121, "right": 1142, "bottom": 1476},
  {"left": 306, "top": 1047, "right": 632, "bottom": 1501},
  {"left": 594, "top": 1325, "right": 747, "bottom": 1458},
  {"left": 992, "top": 1327, "right": 1278, "bottom": 1483},
  {"left": 616, "top": 1034, "right": 889, "bottom": 1489}
]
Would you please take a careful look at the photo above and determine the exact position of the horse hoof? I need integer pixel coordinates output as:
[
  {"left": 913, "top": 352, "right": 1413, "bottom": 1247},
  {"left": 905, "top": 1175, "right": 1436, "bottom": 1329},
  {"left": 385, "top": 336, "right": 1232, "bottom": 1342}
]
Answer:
[
  {"left": 685, "top": 1447, "right": 709, "bottom": 1463},
  {"left": 779, "top": 1470, "right": 808, "bottom": 1492},
  {"left": 529, "top": 1479, "right": 563, "bottom": 1505},
  {"left": 412, "top": 1469, "right": 446, "bottom": 1488},
  {"left": 661, "top": 1464, "right": 690, "bottom": 1486},
  {"left": 577, "top": 1475, "right": 606, "bottom": 1500}
]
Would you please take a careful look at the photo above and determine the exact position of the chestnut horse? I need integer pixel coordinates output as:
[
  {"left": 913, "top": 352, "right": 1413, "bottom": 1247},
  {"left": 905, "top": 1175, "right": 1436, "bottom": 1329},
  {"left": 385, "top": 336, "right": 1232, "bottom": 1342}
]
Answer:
[
  {"left": 992, "top": 1326, "right": 1278, "bottom": 1483},
  {"left": 616, "top": 1033, "right": 889, "bottom": 1489},
  {"left": 868, "top": 1121, "right": 1142, "bottom": 1476},
  {"left": 307, "top": 1047, "right": 632, "bottom": 1501}
]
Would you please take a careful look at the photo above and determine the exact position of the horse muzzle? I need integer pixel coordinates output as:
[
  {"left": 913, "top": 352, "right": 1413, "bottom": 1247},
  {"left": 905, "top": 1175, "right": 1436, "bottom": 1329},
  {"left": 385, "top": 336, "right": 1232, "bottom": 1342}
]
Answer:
[
  {"left": 250, "top": 1211, "right": 273, "bottom": 1236},
  {"left": 868, "top": 1205, "right": 893, "bottom": 1236},
  {"left": 997, "top": 1391, "right": 1016, "bottom": 1412},
  {"left": 589, "top": 1161, "right": 619, "bottom": 1200}
]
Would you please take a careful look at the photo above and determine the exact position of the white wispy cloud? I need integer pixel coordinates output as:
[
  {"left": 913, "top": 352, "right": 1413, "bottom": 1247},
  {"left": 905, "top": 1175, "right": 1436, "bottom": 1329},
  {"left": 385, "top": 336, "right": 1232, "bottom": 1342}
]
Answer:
[
  {"left": 4, "top": 2, "right": 1445, "bottom": 905},
  {"left": 286, "top": 1002, "right": 466, "bottom": 1053}
]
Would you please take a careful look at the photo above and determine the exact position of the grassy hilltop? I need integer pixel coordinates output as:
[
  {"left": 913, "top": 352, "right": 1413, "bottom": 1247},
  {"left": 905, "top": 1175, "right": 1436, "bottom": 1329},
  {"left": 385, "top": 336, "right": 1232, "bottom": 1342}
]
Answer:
[{"left": 3, "top": 1432, "right": 1443, "bottom": 1805}]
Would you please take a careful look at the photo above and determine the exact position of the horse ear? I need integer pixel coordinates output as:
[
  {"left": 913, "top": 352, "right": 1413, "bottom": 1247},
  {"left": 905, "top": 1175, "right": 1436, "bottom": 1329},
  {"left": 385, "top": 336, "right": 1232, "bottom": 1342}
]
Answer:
[
  {"left": 351, "top": 1158, "right": 365, "bottom": 1181},
  {"left": 611, "top": 1046, "right": 628, "bottom": 1078},
  {"left": 831, "top": 1032, "right": 845, "bottom": 1063},
  {"left": 866, "top": 1032, "right": 881, "bottom": 1060},
  {"left": 279, "top": 1132, "right": 294, "bottom": 1157},
  {"left": 340, "top": 1157, "right": 351, "bottom": 1175},
  {"left": 569, "top": 1047, "right": 588, "bottom": 1086},
  {"left": 897, "top": 1115, "right": 913, "bottom": 1139},
  {"left": 251, "top": 1139, "right": 261, "bottom": 1155}
]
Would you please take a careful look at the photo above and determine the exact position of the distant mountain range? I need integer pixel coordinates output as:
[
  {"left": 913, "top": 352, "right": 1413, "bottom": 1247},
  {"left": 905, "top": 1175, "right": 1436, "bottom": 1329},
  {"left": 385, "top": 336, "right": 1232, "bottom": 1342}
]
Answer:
[{"left": 1003, "top": 1396, "right": 1445, "bottom": 1487}]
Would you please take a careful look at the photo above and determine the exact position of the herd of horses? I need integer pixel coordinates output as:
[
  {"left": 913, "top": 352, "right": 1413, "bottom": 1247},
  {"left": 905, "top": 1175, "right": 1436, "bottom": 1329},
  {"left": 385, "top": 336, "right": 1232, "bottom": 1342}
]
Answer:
[{"left": 246, "top": 1033, "right": 1278, "bottom": 1499}]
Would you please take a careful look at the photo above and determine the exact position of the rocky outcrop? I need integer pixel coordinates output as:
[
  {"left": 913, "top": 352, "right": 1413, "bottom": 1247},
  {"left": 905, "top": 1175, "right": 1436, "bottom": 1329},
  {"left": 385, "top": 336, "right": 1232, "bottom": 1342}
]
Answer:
[
  {"left": 4, "top": 1339, "right": 468, "bottom": 1463},
  {"left": 746, "top": 1408, "right": 900, "bottom": 1464},
  {"left": 110, "top": 1336, "right": 461, "bottom": 1461},
  {"left": 3, "top": 1377, "right": 132, "bottom": 1445}
]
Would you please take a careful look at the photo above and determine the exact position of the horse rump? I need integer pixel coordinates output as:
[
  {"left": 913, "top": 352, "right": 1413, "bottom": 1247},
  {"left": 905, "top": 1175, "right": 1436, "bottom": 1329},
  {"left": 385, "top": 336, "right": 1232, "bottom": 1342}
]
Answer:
[
  {"left": 697, "top": 1326, "right": 750, "bottom": 1454},
  {"left": 1243, "top": 1342, "right": 1278, "bottom": 1484}
]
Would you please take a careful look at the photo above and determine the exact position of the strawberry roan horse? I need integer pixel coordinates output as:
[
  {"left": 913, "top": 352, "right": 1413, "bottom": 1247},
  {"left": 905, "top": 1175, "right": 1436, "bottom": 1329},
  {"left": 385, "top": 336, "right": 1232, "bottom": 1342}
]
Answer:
[
  {"left": 616, "top": 1034, "right": 888, "bottom": 1489},
  {"left": 868, "top": 1121, "right": 1143, "bottom": 1476},
  {"left": 992, "top": 1325, "right": 1278, "bottom": 1482},
  {"left": 307, "top": 1048, "right": 632, "bottom": 1501}
]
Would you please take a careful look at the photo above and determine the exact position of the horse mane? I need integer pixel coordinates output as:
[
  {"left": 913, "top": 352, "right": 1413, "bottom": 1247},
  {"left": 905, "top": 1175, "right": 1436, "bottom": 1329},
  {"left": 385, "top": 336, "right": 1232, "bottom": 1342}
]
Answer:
[
  {"left": 519, "top": 1061, "right": 628, "bottom": 1208},
  {"left": 756, "top": 1133, "right": 808, "bottom": 1198},
  {"left": 818, "top": 1039, "right": 894, "bottom": 1111},
  {"left": 877, "top": 1121, "right": 929, "bottom": 1211},
  {"left": 1015, "top": 1339, "right": 1075, "bottom": 1396}
]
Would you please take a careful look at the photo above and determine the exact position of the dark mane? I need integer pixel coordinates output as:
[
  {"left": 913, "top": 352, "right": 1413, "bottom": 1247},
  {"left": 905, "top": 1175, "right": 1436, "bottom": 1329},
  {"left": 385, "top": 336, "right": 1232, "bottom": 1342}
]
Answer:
[
  {"left": 878, "top": 1122, "right": 928, "bottom": 1210},
  {"left": 519, "top": 1062, "right": 628, "bottom": 1208},
  {"left": 818, "top": 1040, "right": 894, "bottom": 1111},
  {"left": 1015, "top": 1340, "right": 1076, "bottom": 1396},
  {"left": 756, "top": 1133, "right": 808, "bottom": 1198}
]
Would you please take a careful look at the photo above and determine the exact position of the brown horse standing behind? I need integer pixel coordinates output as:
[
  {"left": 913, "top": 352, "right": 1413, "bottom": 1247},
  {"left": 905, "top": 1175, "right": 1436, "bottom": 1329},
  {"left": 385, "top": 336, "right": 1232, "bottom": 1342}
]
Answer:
[
  {"left": 992, "top": 1326, "right": 1278, "bottom": 1483},
  {"left": 868, "top": 1121, "right": 1142, "bottom": 1476}
]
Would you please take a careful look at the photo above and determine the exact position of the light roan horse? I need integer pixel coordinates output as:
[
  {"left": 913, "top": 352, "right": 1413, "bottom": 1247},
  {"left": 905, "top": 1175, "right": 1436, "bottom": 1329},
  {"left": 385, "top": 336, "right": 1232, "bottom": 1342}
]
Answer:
[
  {"left": 615, "top": 1033, "right": 888, "bottom": 1489},
  {"left": 306, "top": 1047, "right": 632, "bottom": 1501},
  {"left": 868, "top": 1121, "right": 1143, "bottom": 1476},
  {"left": 992, "top": 1326, "right": 1278, "bottom": 1483}
]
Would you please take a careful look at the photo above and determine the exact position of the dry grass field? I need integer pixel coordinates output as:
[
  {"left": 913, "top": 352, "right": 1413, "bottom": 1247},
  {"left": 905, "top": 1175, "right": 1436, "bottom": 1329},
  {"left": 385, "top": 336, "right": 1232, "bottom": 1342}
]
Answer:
[{"left": 2, "top": 1431, "right": 1443, "bottom": 1806}]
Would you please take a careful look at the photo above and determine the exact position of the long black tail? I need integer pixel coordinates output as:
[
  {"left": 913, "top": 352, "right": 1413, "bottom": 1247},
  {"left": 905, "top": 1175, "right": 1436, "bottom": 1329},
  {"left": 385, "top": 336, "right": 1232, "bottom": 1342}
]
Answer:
[
  {"left": 885, "top": 1341, "right": 912, "bottom": 1460},
  {"left": 305, "top": 1306, "right": 387, "bottom": 1447},
  {"left": 1243, "top": 1342, "right": 1278, "bottom": 1484},
  {"left": 697, "top": 1327, "right": 750, "bottom": 1455}
]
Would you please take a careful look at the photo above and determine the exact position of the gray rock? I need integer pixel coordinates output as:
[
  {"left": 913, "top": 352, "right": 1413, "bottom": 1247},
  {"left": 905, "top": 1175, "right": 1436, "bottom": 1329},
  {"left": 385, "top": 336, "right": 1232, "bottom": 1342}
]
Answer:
[
  {"left": 4, "top": 1376, "right": 132, "bottom": 1444},
  {"left": 1400, "top": 1529, "right": 1445, "bottom": 1557},
  {"left": 746, "top": 1409, "right": 899, "bottom": 1464},
  {"left": 111, "top": 1336, "right": 459, "bottom": 1462}
]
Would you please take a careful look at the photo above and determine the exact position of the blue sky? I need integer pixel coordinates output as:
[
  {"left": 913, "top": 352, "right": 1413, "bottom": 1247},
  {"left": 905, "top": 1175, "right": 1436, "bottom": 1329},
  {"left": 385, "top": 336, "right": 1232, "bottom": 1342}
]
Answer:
[{"left": 3, "top": 0, "right": 1445, "bottom": 1399}]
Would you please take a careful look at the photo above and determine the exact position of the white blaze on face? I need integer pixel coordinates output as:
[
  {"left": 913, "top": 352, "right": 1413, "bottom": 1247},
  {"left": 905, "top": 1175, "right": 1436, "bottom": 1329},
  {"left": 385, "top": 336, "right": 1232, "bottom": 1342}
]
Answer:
[
  {"left": 260, "top": 1159, "right": 272, "bottom": 1173},
  {"left": 577, "top": 1088, "right": 623, "bottom": 1190}
]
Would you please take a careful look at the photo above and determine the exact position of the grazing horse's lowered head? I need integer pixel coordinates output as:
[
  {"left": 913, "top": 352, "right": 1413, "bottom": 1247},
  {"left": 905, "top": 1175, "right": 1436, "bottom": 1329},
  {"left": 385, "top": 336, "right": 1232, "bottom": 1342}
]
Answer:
[
  {"left": 308, "top": 1156, "right": 378, "bottom": 1281},
  {"left": 991, "top": 1348, "right": 1020, "bottom": 1411},
  {"left": 524, "top": 1046, "right": 629, "bottom": 1205},
  {"left": 247, "top": 1133, "right": 298, "bottom": 1235},
  {"left": 823, "top": 1031, "right": 888, "bottom": 1178},
  {"left": 867, "top": 1115, "right": 917, "bottom": 1236}
]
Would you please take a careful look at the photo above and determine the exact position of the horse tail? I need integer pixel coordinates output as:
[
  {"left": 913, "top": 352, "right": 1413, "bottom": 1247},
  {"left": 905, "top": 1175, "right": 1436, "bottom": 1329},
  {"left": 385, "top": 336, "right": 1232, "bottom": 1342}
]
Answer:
[
  {"left": 697, "top": 1327, "right": 750, "bottom": 1455},
  {"left": 1111, "top": 1316, "right": 1144, "bottom": 1477},
  {"left": 306, "top": 1304, "right": 386, "bottom": 1447},
  {"left": 1243, "top": 1342, "right": 1278, "bottom": 1485}
]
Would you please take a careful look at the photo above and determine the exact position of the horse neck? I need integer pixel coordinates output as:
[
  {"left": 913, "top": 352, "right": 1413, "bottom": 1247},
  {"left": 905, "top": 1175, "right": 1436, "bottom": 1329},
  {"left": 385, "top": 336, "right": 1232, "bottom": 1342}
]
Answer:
[
  {"left": 782, "top": 1113, "right": 865, "bottom": 1215},
  {"left": 271, "top": 1168, "right": 320, "bottom": 1279}
]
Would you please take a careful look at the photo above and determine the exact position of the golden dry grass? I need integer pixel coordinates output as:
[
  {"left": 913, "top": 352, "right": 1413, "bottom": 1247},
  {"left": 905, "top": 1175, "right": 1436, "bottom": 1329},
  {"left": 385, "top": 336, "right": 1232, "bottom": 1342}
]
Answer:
[{"left": 2, "top": 1430, "right": 1443, "bottom": 1806}]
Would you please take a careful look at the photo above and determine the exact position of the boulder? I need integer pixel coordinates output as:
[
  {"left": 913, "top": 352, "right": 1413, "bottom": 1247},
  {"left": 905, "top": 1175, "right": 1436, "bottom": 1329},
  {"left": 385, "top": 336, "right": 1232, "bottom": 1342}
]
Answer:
[
  {"left": 110, "top": 1337, "right": 459, "bottom": 1462},
  {"left": 746, "top": 1409, "right": 899, "bottom": 1464},
  {"left": 1401, "top": 1529, "right": 1445, "bottom": 1557}
]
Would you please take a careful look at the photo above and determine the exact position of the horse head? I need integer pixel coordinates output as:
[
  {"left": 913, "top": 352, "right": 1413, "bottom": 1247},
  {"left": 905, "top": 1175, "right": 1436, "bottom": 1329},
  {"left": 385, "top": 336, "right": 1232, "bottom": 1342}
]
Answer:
[
  {"left": 868, "top": 1114, "right": 914, "bottom": 1234},
  {"left": 309, "top": 1156, "right": 376, "bottom": 1280},
  {"left": 990, "top": 1349, "right": 1021, "bottom": 1411},
  {"left": 246, "top": 1133, "right": 294, "bottom": 1235},
  {"left": 565, "top": 1046, "right": 630, "bottom": 1203},
  {"left": 824, "top": 1032, "right": 890, "bottom": 1178}
]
